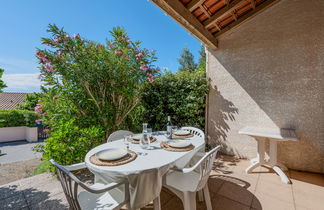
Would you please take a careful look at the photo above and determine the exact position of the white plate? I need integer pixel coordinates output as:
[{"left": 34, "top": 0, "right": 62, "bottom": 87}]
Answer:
[
  {"left": 169, "top": 140, "right": 191, "bottom": 148},
  {"left": 96, "top": 148, "right": 128, "bottom": 161},
  {"left": 173, "top": 130, "right": 191, "bottom": 136},
  {"left": 132, "top": 134, "right": 142, "bottom": 140}
]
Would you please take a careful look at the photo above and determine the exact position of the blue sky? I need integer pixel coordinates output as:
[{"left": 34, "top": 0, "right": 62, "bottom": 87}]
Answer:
[{"left": 0, "top": 0, "right": 201, "bottom": 92}]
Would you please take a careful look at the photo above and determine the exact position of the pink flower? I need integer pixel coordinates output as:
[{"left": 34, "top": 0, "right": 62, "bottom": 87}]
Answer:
[
  {"left": 118, "top": 37, "right": 126, "bottom": 41},
  {"left": 136, "top": 53, "right": 143, "bottom": 60},
  {"left": 73, "top": 33, "right": 80, "bottom": 39},
  {"left": 109, "top": 42, "right": 115, "bottom": 48},
  {"left": 140, "top": 64, "right": 148, "bottom": 71},
  {"left": 150, "top": 68, "right": 155, "bottom": 72},
  {"left": 66, "top": 34, "right": 70, "bottom": 38},
  {"left": 147, "top": 76, "right": 154, "bottom": 83},
  {"left": 54, "top": 38, "right": 60, "bottom": 43},
  {"left": 44, "top": 65, "right": 55, "bottom": 72},
  {"left": 34, "top": 104, "right": 43, "bottom": 113},
  {"left": 35, "top": 119, "right": 42, "bottom": 124},
  {"left": 36, "top": 51, "right": 50, "bottom": 64},
  {"left": 115, "top": 50, "right": 123, "bottom": 56}
]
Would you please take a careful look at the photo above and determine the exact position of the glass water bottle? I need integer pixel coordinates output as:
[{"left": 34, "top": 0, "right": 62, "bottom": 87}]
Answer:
[{"left": 140, "top": 123, "right": 150, "bottom": 149}]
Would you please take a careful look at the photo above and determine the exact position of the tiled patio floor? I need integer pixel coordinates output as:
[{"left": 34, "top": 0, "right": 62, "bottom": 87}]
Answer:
[{"left": 1, "top": 156, "right": 323, "bottom": 210}]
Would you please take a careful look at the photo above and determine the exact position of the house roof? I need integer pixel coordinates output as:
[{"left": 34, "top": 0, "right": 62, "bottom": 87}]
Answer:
[
  {"left": 151, "top": 0, "right": 280, "bottom": 49},
  {"left": 0, "top": 92, "right": 28, "bottom": 110}
]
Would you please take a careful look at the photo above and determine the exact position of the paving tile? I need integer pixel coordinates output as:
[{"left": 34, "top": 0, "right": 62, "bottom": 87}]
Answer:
[
  {"left": 295, "top": 205, "right": 312, "bottom": 210},
  {"left": 18, "top": 173, "right": 56, "bottom": 189},
  {"left": 162, "top": 196, "right": 183, "bottom": 210},
  {"left": 251, "top": 191, "right": 295, "bottom": 210},
  {"left": 258, "top": 168, "right": 291, "bottom": 185},
  {"left": 207, "top": 175, "right": 225, "bottom": 196},
  {"left": 255, "top": 176, "right": 294, "bottom": 204},
  {"left": 29, "top": 192, "right": 68, "bottom": 210},
  {"left": 0, "top": 193, "right": 28, "bottom": 209},
  {"left": 292, "top": 177, "right": 324, "bottom": 210},
  {"left": 290, "top": 170, "right": 324, "bottom": 187},
  {"left": 159, "top": 188, "right": 174, "bottom": 206},
  {"left": 217, "top": 181, "right": 254, "bottom": 206},
  {"left": 0, "top": 183, "right": 21, "bottom": 200},
  {"left": 212, "top": 194, "right": 250, "bottom": 210}
]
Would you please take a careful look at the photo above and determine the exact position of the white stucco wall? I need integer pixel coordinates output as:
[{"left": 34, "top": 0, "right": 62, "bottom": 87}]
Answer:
[
  {"left": 0, "top": 126, "right": 38, "bottom": 142},
  {"left": 206, "top": 0, "right": 324, "bottom": 173}
]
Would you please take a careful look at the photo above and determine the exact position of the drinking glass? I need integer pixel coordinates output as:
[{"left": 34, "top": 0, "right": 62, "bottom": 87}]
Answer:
[{"left": 124, "top": 135, "right": 131, "bottom": 151}]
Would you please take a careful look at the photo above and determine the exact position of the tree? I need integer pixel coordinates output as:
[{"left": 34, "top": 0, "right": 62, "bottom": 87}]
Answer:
[
  {"left": 177, "top": 47, "right": 197, "bottom": 73},
  {"left": 198, "top": 45, "right": 206, "bottom": 66},
  {"left": 197, "top": 45, "right": 207, "bottom": 72},
  {"left": 0, "top": 68, "right": 7, "bottom": 92}
]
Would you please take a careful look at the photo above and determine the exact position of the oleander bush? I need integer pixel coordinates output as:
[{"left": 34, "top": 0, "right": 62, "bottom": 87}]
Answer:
[
  {"left": 0, "top": 109, "right": 40, "bottom": 128},
  {"left": 35, "top": 24, "right": 159, "bottom": 167}
]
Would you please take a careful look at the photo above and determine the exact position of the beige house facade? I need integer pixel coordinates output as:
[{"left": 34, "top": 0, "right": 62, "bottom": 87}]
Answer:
[
  {"left": 152, "top": 0, "right": 324, "bottom": 173},
  {"left": 206, "top": 0, "right": 324, "bottom": 174}
]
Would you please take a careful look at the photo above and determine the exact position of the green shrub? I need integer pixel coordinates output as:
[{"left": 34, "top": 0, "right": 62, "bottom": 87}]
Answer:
[
  {"left": 40, "top": 119, "right": 105, "bottom": 172},
  {"left": 30, "top": 160, "right": 51, "bottom": 176},
  {"left": 140, "top": 70, "right": 208, "bottom": 131},
  {"left": 0, "top": 109, "right": 40, "bottom": 128}
]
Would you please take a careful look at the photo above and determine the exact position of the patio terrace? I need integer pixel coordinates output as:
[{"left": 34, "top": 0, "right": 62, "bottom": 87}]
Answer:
[{"left": 1, "top": 155, "right": 323, "bottom": 210}]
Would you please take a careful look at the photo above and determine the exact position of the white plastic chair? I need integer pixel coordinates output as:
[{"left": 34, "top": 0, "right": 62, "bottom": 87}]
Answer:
[
  {"left": 163, "top": 145, "right": 221, "bottom": 210},
  {"left": 181, "top": 127, "right": 205, "bottom": 140},
  {"left": 50, "top": 159, "right": 130, "bottom": 210},
  {"left": 107, "top": 130, "right": 134, "bottom": 142}
]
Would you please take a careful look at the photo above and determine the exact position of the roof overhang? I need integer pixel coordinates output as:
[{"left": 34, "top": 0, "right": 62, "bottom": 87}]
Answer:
[{"left": 150, "top": 0, "right": 281, "bottom": 50}]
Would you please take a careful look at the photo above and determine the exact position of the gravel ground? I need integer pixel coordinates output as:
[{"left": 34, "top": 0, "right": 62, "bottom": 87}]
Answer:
[{"left": 0, "top": 158, "right": 42, "bottom": 185}]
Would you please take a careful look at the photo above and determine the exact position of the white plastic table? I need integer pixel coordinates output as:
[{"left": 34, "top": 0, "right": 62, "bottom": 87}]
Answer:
[
  {"left": 239, "top": 127, "right": 298, "bottom": 184},
  {"left": 85, "top": 133, "right": 205, "bottom": 209}
]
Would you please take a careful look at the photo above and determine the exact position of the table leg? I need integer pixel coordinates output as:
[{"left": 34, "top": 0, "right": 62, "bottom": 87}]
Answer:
[
  {"left": 277, "top": 162, "right": 288, "bottom": 171},
  {"left": 250, "top": 157, "right": 259, "bottom": 164},
  {"left": 269, "top": 140, "right": 291, "bottom": 184},
  {"left": 246, "top": 140, "right": 265, "bottom": 173},
  {"left": 272, "top": 166, "right": 292, "bottom": 184}
]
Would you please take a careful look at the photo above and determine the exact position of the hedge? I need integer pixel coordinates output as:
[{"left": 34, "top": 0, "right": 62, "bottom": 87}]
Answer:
[
  {"left": 140, "top": 70, "right": 208, "bottom": 131},
  {"left": 0, "top": 109, "right": 40, "bottom": 128}
]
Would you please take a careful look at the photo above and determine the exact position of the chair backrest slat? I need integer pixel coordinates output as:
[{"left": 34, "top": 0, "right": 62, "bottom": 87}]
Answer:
[
  {"left": 181, "top": 127, "right": 205, "bottom": 139},
  {"left": 51, "top": 160, "right": 83, "bottom": 210},
  {"left": 196, "top": 145, "right": 221, "bottom": 191},
  {"left": 107, "top": 130, "right": 134, "bottom": 142}
]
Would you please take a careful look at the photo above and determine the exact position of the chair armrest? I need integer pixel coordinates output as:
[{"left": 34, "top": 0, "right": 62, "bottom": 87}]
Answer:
[
  {"left": 81, "top": 181, "right": 127, "bottom": 194},
  {"left": 64, "top": 162, "right": 86, "bottom": 171},
  {"left": 195, "top": 152, "right": 205, "bottom": 157},
  {"left": 170, "top": 166, "right": 196, "bottom": 174}
]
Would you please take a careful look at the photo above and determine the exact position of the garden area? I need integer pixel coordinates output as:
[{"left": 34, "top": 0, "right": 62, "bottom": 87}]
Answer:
[{"left": 0, "top": 24, "right": 208, "bottom": 176}]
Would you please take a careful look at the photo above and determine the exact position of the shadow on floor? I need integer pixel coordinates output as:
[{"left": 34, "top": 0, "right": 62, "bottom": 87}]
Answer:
[{"left": 0, "top": 184, "right": 67, "bottom": 210}]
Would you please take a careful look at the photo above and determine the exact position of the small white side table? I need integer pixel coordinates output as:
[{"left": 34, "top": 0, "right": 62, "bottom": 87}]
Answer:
[{"left": 239, "top": 127, "right": 298, "bottom": 184}]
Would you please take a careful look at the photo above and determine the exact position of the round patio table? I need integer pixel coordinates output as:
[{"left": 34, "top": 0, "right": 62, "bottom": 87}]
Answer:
[{"left": 85, "top": 132, "right": 205, "bottom": 209}]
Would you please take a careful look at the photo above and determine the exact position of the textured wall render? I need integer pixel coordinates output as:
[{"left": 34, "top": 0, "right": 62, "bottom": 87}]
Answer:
[{"left": 206, "top": 0, "right": 324, "bottom": 173}]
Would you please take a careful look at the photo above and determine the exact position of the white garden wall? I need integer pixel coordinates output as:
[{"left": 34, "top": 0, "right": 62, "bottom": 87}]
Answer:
[{"left": 0, "top": 126, "right": 38, "bottom": 143}]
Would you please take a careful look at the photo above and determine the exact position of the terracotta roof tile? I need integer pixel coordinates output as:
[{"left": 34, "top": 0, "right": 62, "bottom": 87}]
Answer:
[{"left": 0, "top": 92, "right": 28, "bottom": 110}]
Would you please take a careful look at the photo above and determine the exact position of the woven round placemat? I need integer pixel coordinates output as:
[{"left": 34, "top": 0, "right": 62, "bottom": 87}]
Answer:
[
  {"left": 160, "top": 141, "right": 195, "bottom": 152},
  {"left": 130, "top": 137, "right": 157, "bottom": 144},
  {"left": 172, "top": 134, "right": 194, "bottom": 139},
  {"left": 90, "top": 151, "right": 137, "bottom": 166}
]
